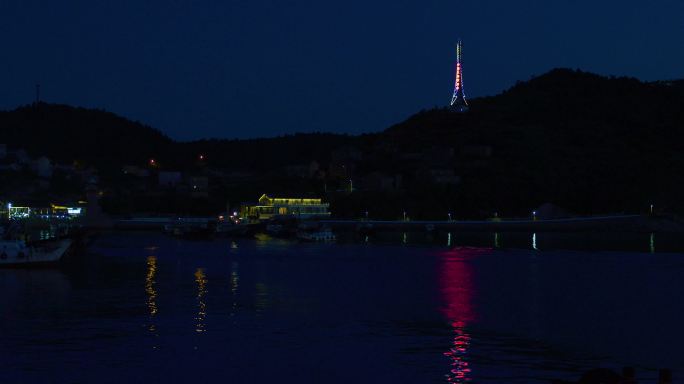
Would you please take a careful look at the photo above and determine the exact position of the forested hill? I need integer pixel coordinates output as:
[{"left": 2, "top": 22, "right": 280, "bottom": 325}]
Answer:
[
  {"left": 0, "top": 104, "right": 174, "bottom": 172},
  {"left": 381, "top": 69, "right": 684, "bottom": 214},
  {"left": 2, "top": 68, "right": 684, "bottom": 215},
  {"left": 0, "top": 103, "right": 354, "bottom": 173}
]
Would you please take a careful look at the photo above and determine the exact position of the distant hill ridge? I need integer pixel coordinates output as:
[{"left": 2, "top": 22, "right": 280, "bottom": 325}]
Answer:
[
  {"left": 0, "top": 103, "right": 173, "bottom": 171},
  {"left": 1, "top": 68, "right": 682, "bottom": 163},
  {"left": 1, "top": 68, "right": 684, "bottom": 214}
]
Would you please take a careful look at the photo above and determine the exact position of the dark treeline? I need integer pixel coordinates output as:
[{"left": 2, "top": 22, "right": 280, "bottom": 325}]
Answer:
[
  {"left": 0, "top": 104, "right": 354, "bottom": 173},
  {"left": 1, "top": 68, "right": 683, "bottom": 218}
]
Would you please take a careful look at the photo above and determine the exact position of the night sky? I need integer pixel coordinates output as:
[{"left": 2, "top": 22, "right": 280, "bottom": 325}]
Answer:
[{"left": 1, "top": 1, "right": 683, "bottom": 140}]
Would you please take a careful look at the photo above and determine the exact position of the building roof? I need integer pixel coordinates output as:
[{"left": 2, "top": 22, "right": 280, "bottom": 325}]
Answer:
[{"left": 258, "top": 194, "right": 324, "bottom": 205}]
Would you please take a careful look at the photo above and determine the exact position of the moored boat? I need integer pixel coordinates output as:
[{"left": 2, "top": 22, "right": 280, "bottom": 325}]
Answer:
[{"left": 0, "top": 238, "right": 72, "bottom": 267}]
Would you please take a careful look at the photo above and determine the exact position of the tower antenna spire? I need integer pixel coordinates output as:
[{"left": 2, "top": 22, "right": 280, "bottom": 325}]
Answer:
[{"left": 450, "top": 39, "right": 469, "bottom": 112}]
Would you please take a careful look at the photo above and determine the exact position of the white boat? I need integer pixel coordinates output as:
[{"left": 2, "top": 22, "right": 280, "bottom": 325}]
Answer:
[{"left": 0, "top": 239, "right": 72, "bottom": 267}]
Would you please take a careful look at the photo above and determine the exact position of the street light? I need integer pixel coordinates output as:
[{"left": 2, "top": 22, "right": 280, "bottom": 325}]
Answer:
[{"left": 448, "top": 212, "right": 452, "bottom": 222}]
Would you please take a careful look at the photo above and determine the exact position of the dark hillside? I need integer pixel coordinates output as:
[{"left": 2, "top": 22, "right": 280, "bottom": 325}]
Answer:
[
  {"left": 0, "top": 103, "right": 174, "bottom": 172},
  {"left": 381, "top": 69, "right": 684, "bottom": 215},
  {"left": 1, "top": 69, "right": 683, "bottom": 217}
]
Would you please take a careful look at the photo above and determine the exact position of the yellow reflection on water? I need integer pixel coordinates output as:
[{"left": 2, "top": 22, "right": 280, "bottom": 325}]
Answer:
[
  {"left": 494, "top": 232, "right": 500, "bottom": 248},
  {"left": 145, "top": 256, "right": 158, "bottom": 333},
  {"left": 254, "top": 233, "right": 291, "bottom": 247},
  {"left": 195, "top": 268, "right": 207, "bottom": 333},
  {"left": 532, "top": 233, "right": 538, "bottom": 251},
  {"left": 255, "top": 233, "right": 271, "bottom": 242}
]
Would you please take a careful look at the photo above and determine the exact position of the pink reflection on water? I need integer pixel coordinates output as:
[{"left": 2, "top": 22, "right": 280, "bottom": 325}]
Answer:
[{"left": 440, "top": 248, "right": 486, "bottom": 383}]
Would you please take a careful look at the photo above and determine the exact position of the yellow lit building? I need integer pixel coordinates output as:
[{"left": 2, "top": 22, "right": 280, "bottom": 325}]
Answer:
[{"left": 240, "top": 194, "right": 330, "bottom": 221}]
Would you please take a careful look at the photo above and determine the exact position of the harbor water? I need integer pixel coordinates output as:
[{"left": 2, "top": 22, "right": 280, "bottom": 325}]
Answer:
[{"left": 0, "top": 231, "right": 682, "bottom": 383}]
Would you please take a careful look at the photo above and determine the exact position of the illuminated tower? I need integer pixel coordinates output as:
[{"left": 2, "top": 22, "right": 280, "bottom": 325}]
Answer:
[{"left": 450, "top": 39, "right": 469, "bottom": 112}]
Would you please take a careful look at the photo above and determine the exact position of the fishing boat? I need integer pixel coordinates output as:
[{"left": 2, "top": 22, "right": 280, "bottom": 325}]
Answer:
[{"left": 0, "top": 238, "right": 72, "bottom": 267}]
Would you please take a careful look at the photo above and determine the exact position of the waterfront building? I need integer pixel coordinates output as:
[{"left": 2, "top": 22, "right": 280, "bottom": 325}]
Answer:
[
  {"left": 240, "top": 194, "right": 330, "bottom": 221},
  {"left": 6, "top": 203, "right": 85, "bottom": 220},
  {"left": 7, "top": 205, "right": 30, "bottom": 220},
  {"left": 49, "top": 204, "right": 86, "bottom": 219}
]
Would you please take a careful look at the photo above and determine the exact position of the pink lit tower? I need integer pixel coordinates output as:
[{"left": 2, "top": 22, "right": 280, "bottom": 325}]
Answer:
[{"left": 449, "top": 39, "right": 469, "bottom": 112}]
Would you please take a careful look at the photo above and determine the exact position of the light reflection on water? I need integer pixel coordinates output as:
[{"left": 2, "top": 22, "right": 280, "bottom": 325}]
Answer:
[
  {"left": 145, "top": 256, "right": 158, "bottom": 335},
  {"left": 440, "top": 248, "right": 479, "bottom": 383},
  {"left": 230, "top": 262, "right": 239, "bottom": 316},
  {"left": 194, "top": 268, "right": 207, "bottom": 333},
  {"left": 1, "top": 232, "right": 683, "bottom": 383},
  {"left": 254, "top": 282, "right": 269, "bottom": 314},
  {"left": 650, "top": 233, "right": 655, "bottom": 254},
  {"left": 40, "top": 229, "right": 52, "bottom": 241}
]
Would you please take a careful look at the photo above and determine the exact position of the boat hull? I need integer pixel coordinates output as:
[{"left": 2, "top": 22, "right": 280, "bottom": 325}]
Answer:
[{"left": 0, "top": 239, "right": 72, "bottom": 267}]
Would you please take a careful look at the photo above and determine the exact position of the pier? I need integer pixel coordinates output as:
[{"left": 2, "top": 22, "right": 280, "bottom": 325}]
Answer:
[{"left": 321, "top": 215, "right": 681, "bottom": 232}]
